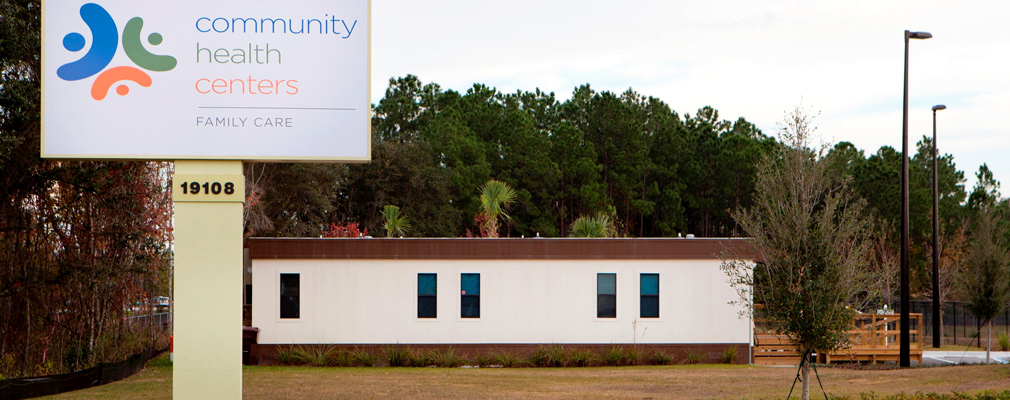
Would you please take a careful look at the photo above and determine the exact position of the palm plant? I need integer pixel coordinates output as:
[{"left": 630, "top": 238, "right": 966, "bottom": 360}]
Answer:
[
  {"left": 477, "top": 180, "right": 516, "bottom": 238},
  {"left": 381, "top": 205, "right": 411, "bottom": 237},
  {"left": 568, "top": 212, "right": 616, "bottom": 238}
]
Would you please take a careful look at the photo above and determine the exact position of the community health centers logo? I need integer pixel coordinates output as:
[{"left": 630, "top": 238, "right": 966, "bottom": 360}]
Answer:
[{"left": 57, "top": 3, "right": 176, "bottom": 100}]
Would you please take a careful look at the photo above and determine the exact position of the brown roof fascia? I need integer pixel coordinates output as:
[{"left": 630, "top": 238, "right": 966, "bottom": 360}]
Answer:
[{"left": 247, "top": 238, "right": 754, "bottom": 261}]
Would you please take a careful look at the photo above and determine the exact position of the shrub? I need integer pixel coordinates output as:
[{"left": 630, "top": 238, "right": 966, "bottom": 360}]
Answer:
[
  {"left": 684, "top": 349, "right": 705, "bottom": 365},
  {"left": 408, "top": 351, "right": 431, "bottom": 367},
  {"left": 855, "top": 391, "right": 1010, "bottom": 400},
  {"left": 428, "top": 347, "right": 466, "bottom": 368},
  {"left": 547, "top": 344, "right": 570, "bottom": 367},
  {"left": 275, "top": 346, "right": 300, "bottom": 365},
  {"left": 529, "top": 344, "right": 568, "bottom": 367},
  {"left": 352, "top": 348, "right": 377, "bottom": 367},
  {"left": 385, "top": 345, "right": 414, "bottom": 367},
  {"left": 998, "top": 332, "right": 1010, "bottom": 352},
  {"left": 569, "top": 349, "right": 594, "bottom": 367},
  {"left": 330, "top": 350, "right": 355, "bottom": 367},
  {"left": 597, "top": 345, "right": 627, "bottom": 366},
  {"left": 650, "top": 351, "right": 673, "bottom": 365},
  {"left": 720, "top": 346, "right": 738, "bottom": 364},
  {"left": 473, "top": 353, "right": 494, "bottom": 368},
  {"left": 625, "top": 347, "right": 641, "bottom": 365},
  {"left": 527, "top": 347, "right": 548, "bottom": 367},
  {"left": 293, "top": 345, "right": 336, "bottom": 367},
  {"left": 324, "top": 222, "right": 368, "bottom": 238},
  {"left": 492, "top": 351, "right": 525, "bottom": 368}
]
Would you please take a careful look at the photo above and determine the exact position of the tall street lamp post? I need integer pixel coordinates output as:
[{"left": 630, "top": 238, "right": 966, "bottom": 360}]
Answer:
[
  {"left": 902, "top": 29, "right": 931, "bottom": 367},
  {"left": 931, "top": 104, "right": 946, "bottom": 348}
]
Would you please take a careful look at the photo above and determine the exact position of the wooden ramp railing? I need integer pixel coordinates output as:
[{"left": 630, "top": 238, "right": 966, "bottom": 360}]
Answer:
[
  {"left": 753, "top": 333, "right": 803, "bottom": 365},
  {"left": 753, "top": 313, "right": 923, "bottom": 365}
]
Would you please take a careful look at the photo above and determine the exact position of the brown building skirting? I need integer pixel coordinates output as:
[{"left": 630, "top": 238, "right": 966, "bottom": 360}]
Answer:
[
  {"left": 255, "top": 343, "right": 751, "bottom": 366},
  {"left": 248, "top": 238, "right": 753, "bottom": 260}
]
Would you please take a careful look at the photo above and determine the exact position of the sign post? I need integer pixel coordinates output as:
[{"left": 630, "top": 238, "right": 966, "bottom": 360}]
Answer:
[
  {"left": 172, "top": 161, "right": 244, "bottom": 398},
  {"left": 42, "top": 0, "right": 370, "bottom": 397}
]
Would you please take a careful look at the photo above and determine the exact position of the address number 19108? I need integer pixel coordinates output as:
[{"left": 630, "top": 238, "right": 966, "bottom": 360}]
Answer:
[{"left": 179, "top": 181, "right": 236, "bottom": 195}]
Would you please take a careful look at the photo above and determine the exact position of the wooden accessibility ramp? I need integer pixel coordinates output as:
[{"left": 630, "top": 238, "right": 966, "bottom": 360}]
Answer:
[{"left": 754, "top": 313, "right": 923, "bottom": 365}]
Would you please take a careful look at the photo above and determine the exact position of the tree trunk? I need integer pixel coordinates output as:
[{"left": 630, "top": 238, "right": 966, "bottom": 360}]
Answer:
[
  {"left": 801, "top": 360, "right": 811, "bottom": 400},
  {"left": 487, "top": 218, "right": 498, "bottom": 238},
  {"left": 986, "top": 320, "right": 992, "bottom": 364}
]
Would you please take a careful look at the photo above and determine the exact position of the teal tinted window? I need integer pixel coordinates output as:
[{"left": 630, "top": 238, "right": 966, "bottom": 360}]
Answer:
[
  {"left": 597, "top": 273, "right": 616, "bottom": 295},
  {"left": 461, "top": 273, "right": 480, "bottom": 295},
  {"left": 461, "top": 273, "right": 480, "bottom": 318},
  {"left": 597, "top": 273, "right": 616, "bottom": 318},
  {"left": 640, "top": 273, "right": 659, "bottom": 318},
  {"left": 641, "top": 274, "right": 659, "bottom": 295},
  {"left": 418, "top": 273, "right": 437, "bottom": 295},
  {"left": 418, "top": 273, "right": 437, "bottom": 318}
]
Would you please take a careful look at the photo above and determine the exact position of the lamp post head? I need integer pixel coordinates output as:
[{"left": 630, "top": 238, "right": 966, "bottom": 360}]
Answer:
[
  {"left": 906, "top": 31, "right": 933, "bottom": 40},
  {"left": 932, "top": 104, "right": 947, "bottom": 111}
]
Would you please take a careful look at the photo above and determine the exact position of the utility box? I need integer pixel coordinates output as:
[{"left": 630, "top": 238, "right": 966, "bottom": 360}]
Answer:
[{"left": 242, "top": 327, "right": 260, "bottom": 365}]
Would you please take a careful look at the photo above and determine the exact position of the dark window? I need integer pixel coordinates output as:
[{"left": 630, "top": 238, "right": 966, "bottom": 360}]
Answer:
[
  {"left": 597, "top": 273, "right": 616, "bottom": 318},
  {"left": 418, "top": 273, "right": 437, "bottom": 318},
  {"left": 461, "top": 273, "right": 480, "bottom": 318},
  {"left": 640, "top": 273, "right": 659, "bottom": 318},
  {"left": 280, "top": 273, "right": 299, "bottom": 319},
  {"left": 245, "top": 284, "right": 252, "bottom": 306}
]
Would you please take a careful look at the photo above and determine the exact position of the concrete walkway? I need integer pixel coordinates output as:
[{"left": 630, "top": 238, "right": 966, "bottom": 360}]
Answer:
[{"left": 922, "top": 351, "right": 1010, "bottom": 365}]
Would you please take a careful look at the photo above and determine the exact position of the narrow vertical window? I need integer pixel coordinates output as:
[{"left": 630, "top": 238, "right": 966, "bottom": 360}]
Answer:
[
  {"left": 280, "top": 273, "right": 299, "bottom": 319},
  {"left": 461, "top": 273, "right": 480, "bottom": 318},
  {"left": 640, "top": 273, "right": 659, "bottom": 318},
  {"left": 418, "top": 273, "right": 437, "bottom": 318},
  {"left": 597, "top": 273, "right": 616, "bottom": 318}
]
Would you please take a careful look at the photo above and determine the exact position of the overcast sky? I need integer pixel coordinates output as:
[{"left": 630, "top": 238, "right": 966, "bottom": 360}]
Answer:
[{"left": 371, "top": 0, "right": 1010, "bottom": 194}]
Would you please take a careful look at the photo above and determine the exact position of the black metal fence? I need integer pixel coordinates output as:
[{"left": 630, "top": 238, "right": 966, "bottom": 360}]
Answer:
[
  {"left": 0, "top": 313, "right": 171, "bottom": 399},
  {"left": 0, "top": 346, "right": 167, "bottom": 400},
  {"left": 879, "top": 300, "right": 1010, "bottom": 347}
]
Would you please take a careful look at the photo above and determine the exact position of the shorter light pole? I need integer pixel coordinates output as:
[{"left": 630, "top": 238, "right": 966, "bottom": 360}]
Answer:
[{"left": 931, "top": 103, "right": 946, "bottom": 348}]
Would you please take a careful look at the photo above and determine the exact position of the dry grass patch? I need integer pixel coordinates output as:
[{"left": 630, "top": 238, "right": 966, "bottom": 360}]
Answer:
[
  {"left": 242, "top": 364, "right": 1010, "bottom": 400},
  {"left": 41, "top": 354, "right": 1010, "bottom": 399}
]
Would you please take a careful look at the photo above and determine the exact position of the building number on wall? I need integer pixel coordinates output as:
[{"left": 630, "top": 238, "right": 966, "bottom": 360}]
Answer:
[
  {"left": 172, "top": 174, "right": 244, "bottom": 203},
  {"left": 179, "top": 181, "right": 235, "bottom": 195}
]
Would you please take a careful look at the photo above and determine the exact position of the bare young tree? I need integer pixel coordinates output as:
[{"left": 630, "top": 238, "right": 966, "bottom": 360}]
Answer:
[
  {"left": 242, "top": 163, "right": 276, "bottom": 237},
  {"left": 959, "top": 205, "right": 1010, "bottom": 363},
  {"left": 722, "top": 105, "right": 875, "bottom": 400},
  {"left": 869, "top": 224, "right": 899, "bottom": 307}
]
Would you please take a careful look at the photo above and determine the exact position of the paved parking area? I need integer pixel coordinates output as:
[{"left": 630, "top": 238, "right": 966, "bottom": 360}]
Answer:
[{"left": 922, "top": 351, "right": 1010, "bottom": 365}]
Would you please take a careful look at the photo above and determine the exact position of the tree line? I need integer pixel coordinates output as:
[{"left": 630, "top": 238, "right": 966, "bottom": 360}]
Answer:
[
  {"left": 245, "top": 74, "right": 778, "bottom": 239},
  {"left": 247, "top": 75, "right": 1004, "bottom": 296},
  {"left": 1, "top": 1, "right": 171, "bottom": 378}
]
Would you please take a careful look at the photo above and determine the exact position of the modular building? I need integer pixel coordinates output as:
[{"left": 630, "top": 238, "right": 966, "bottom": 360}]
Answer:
[{"left": 246, "top": 237, "right": 754, "bottom": 363}]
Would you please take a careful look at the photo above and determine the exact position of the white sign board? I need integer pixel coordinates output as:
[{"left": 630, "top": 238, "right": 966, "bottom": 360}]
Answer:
[{"left": 42, "top": 0, "right": 370, "bottom": 161}]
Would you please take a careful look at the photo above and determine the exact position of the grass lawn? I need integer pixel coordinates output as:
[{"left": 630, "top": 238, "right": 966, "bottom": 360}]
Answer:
[{"left": 44, "top": 354, "right": 1010, "bottom": 399}]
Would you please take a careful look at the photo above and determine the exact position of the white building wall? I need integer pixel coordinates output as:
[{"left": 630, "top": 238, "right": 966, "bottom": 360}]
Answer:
[{"left": 252, "top": 258, "right": 751, "bottom": 345}]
